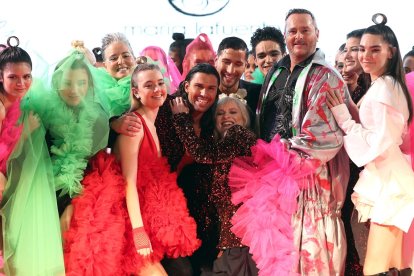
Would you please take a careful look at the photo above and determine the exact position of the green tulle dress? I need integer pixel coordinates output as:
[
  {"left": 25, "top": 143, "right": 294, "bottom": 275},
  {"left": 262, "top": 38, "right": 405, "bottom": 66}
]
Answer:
[
  {"left": 0, "top": 51, "right": 112, "bottom": 275},
  {"left": 0, "top": 104, "right": 65, "bottom": 275},
  {"left": 30, "top": 52, "right": 110, "bottom": 198}
]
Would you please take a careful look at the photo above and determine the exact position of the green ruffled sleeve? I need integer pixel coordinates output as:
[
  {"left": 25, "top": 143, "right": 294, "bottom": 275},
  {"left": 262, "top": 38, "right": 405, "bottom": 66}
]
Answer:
[
  {"left": 94, "top": 67, "right": 131, "bottom": 117},
  {"left": 23, "top": 52, "right": 110, "bottom": 198}
]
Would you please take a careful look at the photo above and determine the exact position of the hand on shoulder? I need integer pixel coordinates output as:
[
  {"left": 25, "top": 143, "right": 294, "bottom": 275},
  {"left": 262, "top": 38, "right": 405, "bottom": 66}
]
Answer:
[{"left": 111, "top": 112, "right": 142, "bottom": 137}]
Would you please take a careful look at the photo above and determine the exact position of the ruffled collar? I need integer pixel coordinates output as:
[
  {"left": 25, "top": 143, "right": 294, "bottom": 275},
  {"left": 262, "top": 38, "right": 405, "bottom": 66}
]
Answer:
[{"left": 45, "top": 93, "right": 100, "bottom": 197}]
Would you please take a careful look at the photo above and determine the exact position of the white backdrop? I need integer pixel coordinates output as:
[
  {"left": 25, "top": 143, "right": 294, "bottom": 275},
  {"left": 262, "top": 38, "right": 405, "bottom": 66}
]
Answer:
[{"left": 1, "top": 0, "right": 412, "bottom": 77}]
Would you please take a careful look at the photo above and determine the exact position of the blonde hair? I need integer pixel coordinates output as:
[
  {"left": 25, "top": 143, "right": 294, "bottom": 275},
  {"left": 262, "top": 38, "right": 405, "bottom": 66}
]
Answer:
[
  {"left": 71, "top": 40, "right": 96, "bottom": 65},
  {"left": 214, "top": 96, "right": 250, "bottom": 138},
  {"left": 129, "top": 63, "right": 162, "bottom": 112}
]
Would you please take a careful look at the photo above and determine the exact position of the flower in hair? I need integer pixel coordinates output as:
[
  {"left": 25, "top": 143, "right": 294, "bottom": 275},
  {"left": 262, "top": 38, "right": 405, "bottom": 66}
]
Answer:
[{"left": 218, "top": 88, "right": 248, "bottom": 105}]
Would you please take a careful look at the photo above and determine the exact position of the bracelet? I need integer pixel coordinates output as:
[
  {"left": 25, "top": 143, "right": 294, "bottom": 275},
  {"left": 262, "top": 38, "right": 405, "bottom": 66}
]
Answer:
[{"left": 132, "top": 226, "right": 151, "bottom": 251}]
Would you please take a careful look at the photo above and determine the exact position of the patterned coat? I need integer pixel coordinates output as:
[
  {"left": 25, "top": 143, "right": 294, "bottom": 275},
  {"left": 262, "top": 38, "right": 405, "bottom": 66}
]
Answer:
[{"left": 257, "top": 49, "right": 352, "bottom": 275}]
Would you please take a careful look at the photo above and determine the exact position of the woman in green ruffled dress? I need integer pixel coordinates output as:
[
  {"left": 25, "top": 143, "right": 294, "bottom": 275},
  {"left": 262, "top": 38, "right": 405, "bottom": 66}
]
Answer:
[{"left": 28, "top": 49, "right": 110, "bottom": 220}]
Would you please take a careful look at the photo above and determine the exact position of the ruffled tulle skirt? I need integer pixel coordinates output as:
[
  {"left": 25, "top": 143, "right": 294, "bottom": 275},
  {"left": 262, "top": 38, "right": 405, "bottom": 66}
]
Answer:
[
  {"left": 1, "top": 121, "right": 64, "bottom": 276},
  {"left": 352, "top": 149, "right": 414, "bottom": 233},
  {"left": 228, "top": 136, "right": 318, "bottom": 276},
  {"left": 64, "top": 150, "right": 128, "bottom": 276},
  {"left": 64, "top": 150, "right": 200, "bottom": 275},
  {"left": 124, "top": 155, "right": 201, "bottom": 268}
]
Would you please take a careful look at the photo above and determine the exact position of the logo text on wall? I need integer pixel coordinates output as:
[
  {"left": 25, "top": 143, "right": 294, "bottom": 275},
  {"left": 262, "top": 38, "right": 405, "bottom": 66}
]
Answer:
[{"left": 168, "top": 0, "right": 230, "bottom": 16}]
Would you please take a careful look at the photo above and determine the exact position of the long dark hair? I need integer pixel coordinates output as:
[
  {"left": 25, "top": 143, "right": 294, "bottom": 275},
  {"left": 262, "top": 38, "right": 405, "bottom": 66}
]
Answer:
[
  {"left": 174, "top": 63, "right": 220, "bottom": 137},
  {"left": 0, "top": 36, "right": 32, "bottom": 94},
  {"left": 364, "top": 13, "right": 413, "bottom": 123}
]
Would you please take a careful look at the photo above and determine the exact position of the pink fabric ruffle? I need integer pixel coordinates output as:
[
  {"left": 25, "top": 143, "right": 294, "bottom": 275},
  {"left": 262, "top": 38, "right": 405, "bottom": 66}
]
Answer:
[
  {"left": 0, "top": 250, "right": 4, "bottom": 276},
  {"left": 0, "top": 100, "right": 22, "bottom": 174},
  {"left": 405, "top": 72, "right": 414, "bottom": 170},
  {"left": 229, "top": 135, "right": 318, "bottom": 276},
  {"left": 140, "top": 46, "right": 182, "bottom": 94}
]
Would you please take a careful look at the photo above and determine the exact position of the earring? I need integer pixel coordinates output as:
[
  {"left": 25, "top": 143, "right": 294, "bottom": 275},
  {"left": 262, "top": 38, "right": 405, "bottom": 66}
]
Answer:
[{"left": 134, "top": 93, "right": 140, "bottom": 99}]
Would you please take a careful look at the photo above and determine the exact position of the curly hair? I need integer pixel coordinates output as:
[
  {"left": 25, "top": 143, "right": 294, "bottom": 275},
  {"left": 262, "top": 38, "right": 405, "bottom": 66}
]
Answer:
[{"left": 250, "top": 26, "right": 286, "bottom": 56}]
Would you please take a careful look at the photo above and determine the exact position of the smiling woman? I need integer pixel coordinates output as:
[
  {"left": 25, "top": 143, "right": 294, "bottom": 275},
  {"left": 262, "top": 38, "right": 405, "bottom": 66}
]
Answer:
[{"left": 327, "top": 13, "right": 414, "bottom": 275}]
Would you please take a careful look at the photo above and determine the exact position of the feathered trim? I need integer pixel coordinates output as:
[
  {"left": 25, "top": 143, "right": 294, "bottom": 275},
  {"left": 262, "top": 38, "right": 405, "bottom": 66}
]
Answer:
[{"left": 229, "top": 135, "right": 319, "bottom": 276}]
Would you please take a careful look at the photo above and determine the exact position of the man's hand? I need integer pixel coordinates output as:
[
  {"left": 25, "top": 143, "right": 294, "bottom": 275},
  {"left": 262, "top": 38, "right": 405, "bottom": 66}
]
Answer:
[
  {"left": 170, "top": 97, "right": 189, "bottom": 115},
  {"left": 111, "top": 113, "right": 142, "bottom": 136}
]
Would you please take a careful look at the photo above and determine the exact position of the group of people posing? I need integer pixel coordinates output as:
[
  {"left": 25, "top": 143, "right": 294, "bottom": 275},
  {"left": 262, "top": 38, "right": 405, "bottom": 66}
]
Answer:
[{"left": 0, "top": 8, "right": 413, "bottom": 276}]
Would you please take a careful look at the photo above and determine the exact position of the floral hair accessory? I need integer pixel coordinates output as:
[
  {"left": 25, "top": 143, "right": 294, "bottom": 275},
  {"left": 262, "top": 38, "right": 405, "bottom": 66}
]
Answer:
[{"left": 218, "top": 88, "right": 247, "bottom": 105}]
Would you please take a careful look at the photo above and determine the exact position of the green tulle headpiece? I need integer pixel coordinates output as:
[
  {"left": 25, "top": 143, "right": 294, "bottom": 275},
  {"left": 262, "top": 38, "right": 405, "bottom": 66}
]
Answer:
[{"left": 26, "top": 50, "right": 110, "bottom": 197}]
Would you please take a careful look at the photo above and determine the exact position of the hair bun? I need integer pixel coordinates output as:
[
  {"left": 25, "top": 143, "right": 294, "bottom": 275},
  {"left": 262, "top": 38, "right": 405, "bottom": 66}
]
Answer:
[
  {"left": 92, "top": 47, "right": 102, "bottom": 56},
  {"left": 6, "top": 36, "right": 20, "bottom": 47},
  {"left": 172, "top": 33, "right": 185, "bottom": 41},
  {"left": 71, "top": 40, "right": 85, "bottom": 48},
  {"left": 372, "top": 13, "right": 387, "bottom": 25},
  {"left": 136, "top": 56, "right": 148, "bottom": 64}
]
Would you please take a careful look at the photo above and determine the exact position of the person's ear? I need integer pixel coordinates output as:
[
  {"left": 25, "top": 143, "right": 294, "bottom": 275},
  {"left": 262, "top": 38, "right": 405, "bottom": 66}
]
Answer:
[
  {"left": 389, "top": 46, "right": 396, "bottom": 59},
  {"left": 184, "top": 81, "right": 190, "bottom": 93},
  {"left": 132, "top": 87, "right": 140, "bottom": 99}
]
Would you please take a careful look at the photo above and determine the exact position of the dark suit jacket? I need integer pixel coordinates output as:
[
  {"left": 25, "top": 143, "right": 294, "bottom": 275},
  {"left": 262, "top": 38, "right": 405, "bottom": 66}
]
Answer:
[{"left": 239, "top": 79, "right": 262, "bottom": 129}]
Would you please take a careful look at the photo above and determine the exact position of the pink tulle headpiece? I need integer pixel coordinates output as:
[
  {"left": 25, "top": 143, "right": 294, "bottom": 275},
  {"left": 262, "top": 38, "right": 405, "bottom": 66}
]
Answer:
[
  {"left": 140, "top": 46, "right": 182, "bottom": 94},
  {"left": 181, "top": 33, "right": 216, "bottom": 79}
]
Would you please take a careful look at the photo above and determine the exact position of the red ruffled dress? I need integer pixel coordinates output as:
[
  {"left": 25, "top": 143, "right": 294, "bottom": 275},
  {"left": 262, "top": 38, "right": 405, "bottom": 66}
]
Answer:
[{"left": 64, "top": 113, "right": 200, "bottom": 275}]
